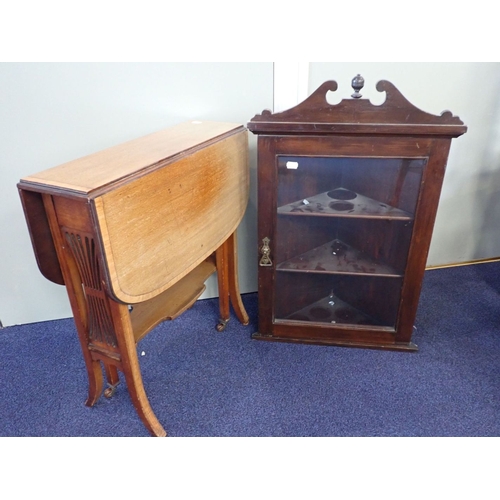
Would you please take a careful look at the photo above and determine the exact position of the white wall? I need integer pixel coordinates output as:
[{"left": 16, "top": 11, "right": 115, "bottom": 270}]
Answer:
[
  {"left": 307, "top": 62, "right": 500, "bottom": 267},
  {"left": 0, "top": 63, "right": 273, "bottom": 327},
  {"left": 3, "top": 62, "right": 500, "bottom": 326}
]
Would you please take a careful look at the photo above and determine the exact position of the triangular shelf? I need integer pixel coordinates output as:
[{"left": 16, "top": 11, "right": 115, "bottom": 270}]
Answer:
[
  {"left": 278, "top": 187, "right": 413, "bottom": 220},
  {"left": 284, "top": 293, "right": 381, "bottom": 326},
  {"left": 276, "top": 238, "right": 402, "bottom": 277}
]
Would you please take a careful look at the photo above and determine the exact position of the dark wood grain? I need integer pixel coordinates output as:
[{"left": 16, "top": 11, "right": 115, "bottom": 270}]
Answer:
[
  {"left": 248, "top": 80, "right": 467, "bottom": 136},
  {"left": 249, "top": 76, "right": 466, "bottom": 351}
]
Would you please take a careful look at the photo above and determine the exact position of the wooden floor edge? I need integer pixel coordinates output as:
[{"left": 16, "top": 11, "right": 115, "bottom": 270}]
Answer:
[{"left": 426, "top": 256, "right": 500, "bottom": 270}]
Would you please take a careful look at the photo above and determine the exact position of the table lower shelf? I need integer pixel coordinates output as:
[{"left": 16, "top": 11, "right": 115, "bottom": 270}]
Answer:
[{"left": 130, "top": 256, "right": 216, "bottom": 343}]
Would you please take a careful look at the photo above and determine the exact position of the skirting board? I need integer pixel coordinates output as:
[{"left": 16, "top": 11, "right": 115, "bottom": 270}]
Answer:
[{"left": 426, "top": 256, "right": 500, "bottom": 271}]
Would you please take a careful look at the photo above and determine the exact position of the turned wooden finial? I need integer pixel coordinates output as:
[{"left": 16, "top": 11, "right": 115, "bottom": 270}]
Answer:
[{"left": 351, "top": 74, "right": 365, "bottom": 98}]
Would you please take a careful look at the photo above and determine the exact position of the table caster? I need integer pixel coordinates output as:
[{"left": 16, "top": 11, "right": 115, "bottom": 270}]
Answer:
[
  {"left": 104, "top": 382, "right": 119, "bottom": 398},
  {"left": 216, "top": 318, "right": 229, "bottom": 332}
]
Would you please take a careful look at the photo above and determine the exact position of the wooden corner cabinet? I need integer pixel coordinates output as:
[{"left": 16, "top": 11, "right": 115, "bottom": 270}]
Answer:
[{"left": 248, "top": 76, "right": 467, "bottom": 351}]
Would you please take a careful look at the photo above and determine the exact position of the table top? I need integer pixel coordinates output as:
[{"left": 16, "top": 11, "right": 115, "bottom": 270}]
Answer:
[{"left": 20, "top": 121, "right": 244, "bottom": 196}]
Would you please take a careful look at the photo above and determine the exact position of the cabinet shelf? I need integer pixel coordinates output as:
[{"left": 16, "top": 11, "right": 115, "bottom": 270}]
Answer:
[
  {"left": 283, "top": 292, "right": 381, "bottom": 327},
  {"left": 277, "top": 188, "right": 412, "bottom": 220},
  {"left": 276, "top": 238, "right": 402, "bottom": 277}
]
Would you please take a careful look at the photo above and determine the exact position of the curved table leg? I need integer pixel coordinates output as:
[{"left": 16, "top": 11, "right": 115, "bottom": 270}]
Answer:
[
  {"left": 216, "top": 231, "right": 249, "bottom": 330},
  {"left": 103, "top": 363, "right": 120, "bottom": 398},
  {"left": 215, "top": 237, "right": 231, "bottom": 331},
  {"left": 109, "top": 301, "right": 167, "bottom": 437},
  {"left": 226, "top": 231, "right": 249, "bottom": 325},
  {"left": 84, "top": 360, "right": 104, "bottom": 407},
  {"left": 41, "top": 194, "right": 105, "bottom": 407}
]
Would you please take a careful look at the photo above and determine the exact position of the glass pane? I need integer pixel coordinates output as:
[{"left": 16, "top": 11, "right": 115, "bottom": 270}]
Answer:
[{"left": 274, "top": 156, "right": 425, "bottom": 328}]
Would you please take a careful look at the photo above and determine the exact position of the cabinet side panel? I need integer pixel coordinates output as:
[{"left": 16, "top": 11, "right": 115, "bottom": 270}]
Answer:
[
  {"left": 95, "top": 130, "right": 249, "bottom": 303},
  {"left": 396, "top": 138, "right": 453, "bottom": 341}
]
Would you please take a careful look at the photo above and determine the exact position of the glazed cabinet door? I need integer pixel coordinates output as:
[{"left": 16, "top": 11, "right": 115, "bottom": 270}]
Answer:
[{"left": 256, "top": 135, "right": 435, "bottom": 348}]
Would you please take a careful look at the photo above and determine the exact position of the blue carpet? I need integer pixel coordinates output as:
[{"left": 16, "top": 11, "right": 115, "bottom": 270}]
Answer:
[{"left": 1, "top": 262, "right": 499, "bottom": 437}]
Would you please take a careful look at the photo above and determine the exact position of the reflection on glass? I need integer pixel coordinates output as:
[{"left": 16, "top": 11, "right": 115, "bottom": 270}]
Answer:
[{"left": 274, "top": 155, "right": 425, "bottom": 328}]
